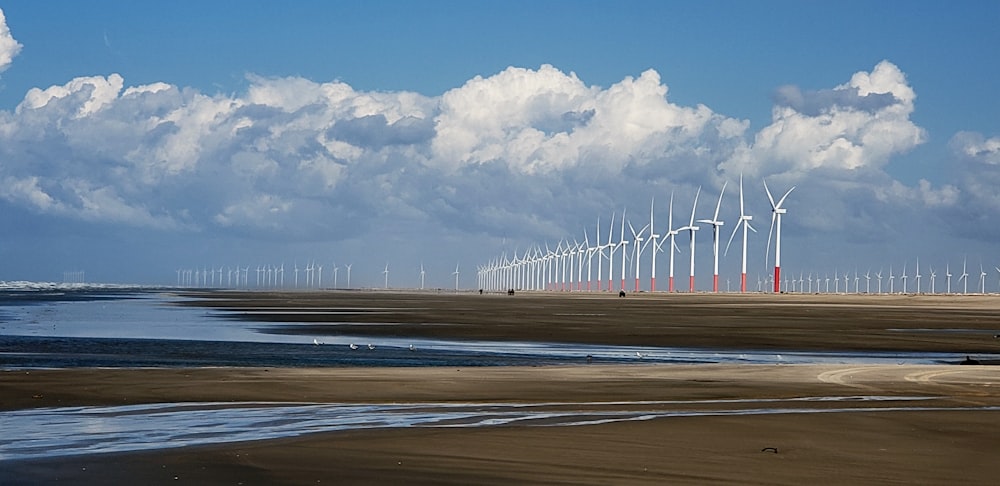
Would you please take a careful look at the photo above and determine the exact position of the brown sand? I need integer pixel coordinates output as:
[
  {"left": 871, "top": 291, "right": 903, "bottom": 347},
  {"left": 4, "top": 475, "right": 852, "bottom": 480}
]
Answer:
[{"left": 3, "top": 291, "right": 1000, "bottom": 485}]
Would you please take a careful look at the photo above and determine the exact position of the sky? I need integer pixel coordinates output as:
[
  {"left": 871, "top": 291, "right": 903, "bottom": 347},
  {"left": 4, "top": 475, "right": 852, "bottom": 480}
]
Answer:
[{"left": 0, "top": 1, "right": 999, "bottom": 290}]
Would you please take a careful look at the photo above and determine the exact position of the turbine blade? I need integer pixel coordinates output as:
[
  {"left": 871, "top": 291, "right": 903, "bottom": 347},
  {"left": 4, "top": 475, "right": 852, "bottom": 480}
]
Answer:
[
  {"left": 776, "top": 186, "right": 796, "bottom": 208},
  {"left": 723, "top": 221, "right": 740, "bottom": 257},
  {"left": 763, "top": 178, "right": 776, "bottom": 209},
  {"left": 713, "top": 181, "right": 727, "bottom": 220},
  {"left": 689, "top": 187, "right": 701, "bottom": 226},
  {"left": 738, "top": 173, "right": 745, "bottom": 216},
  {"left": 765, "top": 212, "right": 775, "bottom": 269}
]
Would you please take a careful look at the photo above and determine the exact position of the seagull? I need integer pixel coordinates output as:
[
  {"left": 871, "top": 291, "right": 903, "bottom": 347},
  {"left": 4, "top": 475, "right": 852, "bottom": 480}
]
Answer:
[
  {"left": 367, "top": 343, "right": 376, "bottom": 350},
  {"left": 313, "top": 338, "right": 322, "bottom": 346},
  {"left": 349, "top": 343, "right": 358, "bottom": 350},
  {"left": 408, "top": 344, "right": 416, "bottom": 351},
  {"left": 635, "top": 351, "right": 649, "bottom": 359}
]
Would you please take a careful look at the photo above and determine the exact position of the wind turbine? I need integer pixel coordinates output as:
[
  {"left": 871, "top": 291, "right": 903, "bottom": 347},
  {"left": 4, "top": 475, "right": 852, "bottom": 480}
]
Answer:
[
  {"left": 665, "top": 192, "right": 683, "bottom": 292},
  {"left": 345, "top": 264, "right": 352, "bottom": 289},
  {"left": 453, "top": 262, "right": 461, "bottom": 291},
  {"left": 724, "top": 175, "right": 755, "bottom": 293},
  {"left": 979, "top": 263, "right": 987, "bottom": 294},
  {"left": 628, "top": 218, "right": 650, "bottom": 292},
  {"left": 914, "top": 258, "right": 921, "bottom": 294},
  {"left": 647, "top": 198, "right": 660, "bottom": 292},
  {"left": 995, "top": 266, "right": 1000, "bottom": 294},
  {"left": 945, "top": 263, "right": 952, "bottom": 294},
  {"left": 595, "top": 215, "right": 605, "bottom": 291},
  {"left": 888, "top": 265, "right": 894, "bottom": 294},
  {"left": 960, "top": 258, "right": 969, "bottom": 294},
  {"left": 619, "top": 208, "right": 630, "bottom": 291},
  {"left": 697, "top": 181, "right": 727, "bottom": 293},
  {"left": 864, "top": 269, "right": 871, "bottom": 294},
  {"left": 900, "top": 263, "right": 908, "bottom": 294},
  {"left": 763, "top": 179, "right": 795, "bottom": 293},
  {"left": 684, "top": 187, "right": 701, "bottom": 292},
  {"left": 383, "top": 263, "right": 389, "bottom": 289},
  {"left": 876, "top": 268, "right": 883, "bottom": 294},
  {"left": 929, "top": 266, "right": 936, "bottom": 294},
  {"left": 420, "top": 262, "right": 426, "bottom": 290}
]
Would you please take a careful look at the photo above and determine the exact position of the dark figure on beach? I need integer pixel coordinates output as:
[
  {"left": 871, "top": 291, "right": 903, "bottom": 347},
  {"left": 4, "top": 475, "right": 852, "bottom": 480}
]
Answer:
[
  {"left": 479, "top": 289, "right": 483, "bottom": 295},
  {"left": 619, "top": 290, "right": 626, "bottom": 298},
  {"left": 507, "top": 288, "right": 515, "bottom": 296},
  {"left": 960, "top": 355, "right": 980, "bottom": 365}
]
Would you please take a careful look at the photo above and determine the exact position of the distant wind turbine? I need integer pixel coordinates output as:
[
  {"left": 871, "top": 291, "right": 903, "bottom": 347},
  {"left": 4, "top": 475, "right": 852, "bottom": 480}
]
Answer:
[{"left": 453, "top": 262, "right": 461, "bottom": 291}]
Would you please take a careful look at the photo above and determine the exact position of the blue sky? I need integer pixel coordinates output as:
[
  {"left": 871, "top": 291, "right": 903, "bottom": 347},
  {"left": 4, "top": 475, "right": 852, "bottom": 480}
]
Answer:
[{"left": 0, "top": 1, "right": 998, "bottom": 289}]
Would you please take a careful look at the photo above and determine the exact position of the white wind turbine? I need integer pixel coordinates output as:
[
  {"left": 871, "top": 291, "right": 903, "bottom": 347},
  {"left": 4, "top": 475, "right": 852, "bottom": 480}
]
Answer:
[
  {"left": 945, "top": 263, "right": 952, "bottom": 294},
  {"left": 345, "top": 263, "right": 352, "bottom": 289},
  {"left": 383, "top": 263, "right": 389, "bottom": 289},
  {"left": 763, "top": 179, "right": 795, "bottom": 293},
  {"left": 619, "top": 209, "right": 630, "bottom": 291},
  {"left": 628, "top": 218, "right": 649, "bottom": 292},
  {"left": 420, "top": 262, "right": 426, "bottom": 290},
  {"left": 979, "top": 263, "right": 987, "bottom": 294},
  {"left": 647, "top": 198, "right": 661, "bottom": 292},
  {"left": 665, "top": 192, "right": 683, "bottom": 292},
  {"left": 888, "top": 265, "right": 895, "bottom": 293},
  {"left": 332, "top": 264, "right": 339, "bottom": 289},
  {"left": 682, "top": 187, "right": 701, "bottom": 292},
  {"left": 865, "top": 269, "right": 872, "bottom": 294},
  {"left": 914, "top": 258, "right": 921, "bottom": 294},
  {"left": 929, "top": 266, "right": 936, "bottom": 294},
  {"left": 960, "top": 258, "right": 969, "bottom": 294},
  {"left": 900, "top": 263, "right": 908, "bottom": 294},
  {"left": 724, "top": 175, "right": 754, "bottom": 293},
  {"left": 697, "top": 182, "right": 727, "bottom": 293},
  {"left": 453, "top": 262, "right": 461, "bottom": 291},
  {"left": 876, "top": 268, "right": 883, "bottom": 294},
  {"left": 595, "top": 215, "right": 605, "bottom": 291}
]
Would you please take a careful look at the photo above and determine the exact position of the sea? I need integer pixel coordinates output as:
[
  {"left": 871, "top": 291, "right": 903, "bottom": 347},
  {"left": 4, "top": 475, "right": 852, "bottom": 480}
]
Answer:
[{"left": 0, "top": 282, "right": 990, "bottom": 369}]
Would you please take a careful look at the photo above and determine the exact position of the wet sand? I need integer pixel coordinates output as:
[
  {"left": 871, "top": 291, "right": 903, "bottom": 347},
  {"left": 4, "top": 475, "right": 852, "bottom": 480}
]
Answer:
[{"left": 3, "top": 291, "right": 1000, "bottom": 484}]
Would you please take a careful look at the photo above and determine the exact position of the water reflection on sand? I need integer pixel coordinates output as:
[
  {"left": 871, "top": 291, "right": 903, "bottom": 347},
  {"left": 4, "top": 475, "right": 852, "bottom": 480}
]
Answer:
[{"left": 7, "top": 396, "right": 995, "bottom": 461}]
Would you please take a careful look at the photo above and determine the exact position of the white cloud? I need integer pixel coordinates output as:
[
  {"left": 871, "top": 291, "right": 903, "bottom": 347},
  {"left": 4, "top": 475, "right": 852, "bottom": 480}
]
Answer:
[
  {"left": 0, "top": 58, "right": 990, "bottom": 280},
  {"left": 0, "top": 9, "right": 21, "bottom": 73},
  {"left": 748, "top": 60, "right": 925, "bottom": 174}
]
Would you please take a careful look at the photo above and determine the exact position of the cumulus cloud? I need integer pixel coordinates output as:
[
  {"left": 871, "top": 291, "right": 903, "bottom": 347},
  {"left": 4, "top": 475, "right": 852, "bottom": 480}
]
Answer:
[
  {"left": 747, "top": 60, "right": 926, "bottom": 173},
  {"left": 0, "top": 56, "right": 985, "bottom": 280},
  {"left": 0, "top": 9, "right": 21, "bottom": 73}
]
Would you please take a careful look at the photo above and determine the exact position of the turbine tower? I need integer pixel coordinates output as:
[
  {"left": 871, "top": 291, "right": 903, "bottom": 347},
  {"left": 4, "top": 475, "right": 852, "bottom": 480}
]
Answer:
[
  {"left": 453, "top": 262, "right": 461, "bottom": 291},
  {"left": 764, "top": 179, "right": 795, "bottom": 294},
  {"left": 384, "top": 263, "right": 390, "bottom": 289},
  {"left": 697, "top": 181, "right": 727, "bottom": 293},
  {"left": 665, "top": 192, "right": 682, "bottom": 293},
  {"left": 647, "top": 198, "right": 660, "bottom": 292},
  {"left": 619, "top": 208, "right": 630, "bottom": 292},
  {"left": 684, "top": 187, "right": 702, "bottom": 293},
  {"left": 725, "top": 174, "right": 755, "bottom": 293},
  {"left": 628, "top": 219, "right": 649, "bottom": 292}
]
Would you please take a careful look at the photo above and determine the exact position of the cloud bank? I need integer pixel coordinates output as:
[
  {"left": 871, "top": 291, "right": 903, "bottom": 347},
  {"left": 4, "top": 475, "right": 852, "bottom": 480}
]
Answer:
[{"left": 0, "top": 8, "right": 992, "bottom": 284}]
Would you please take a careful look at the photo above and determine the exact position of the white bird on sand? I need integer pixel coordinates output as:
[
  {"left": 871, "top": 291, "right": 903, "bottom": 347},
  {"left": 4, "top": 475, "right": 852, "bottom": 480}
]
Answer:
[{"left": 349, "top": 343, "right": 358, "bottom": 350}]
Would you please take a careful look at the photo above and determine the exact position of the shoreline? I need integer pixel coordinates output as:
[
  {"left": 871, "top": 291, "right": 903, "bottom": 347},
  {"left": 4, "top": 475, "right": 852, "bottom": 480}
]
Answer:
[{"left": 3, "top": 291, "right": 1000, "bottom": 484}]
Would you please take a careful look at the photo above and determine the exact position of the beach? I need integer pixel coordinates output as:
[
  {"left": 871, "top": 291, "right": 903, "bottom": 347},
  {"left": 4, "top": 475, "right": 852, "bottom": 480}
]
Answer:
[{"left": 2, "top": 291, "right": 1000, "bottom": 484}]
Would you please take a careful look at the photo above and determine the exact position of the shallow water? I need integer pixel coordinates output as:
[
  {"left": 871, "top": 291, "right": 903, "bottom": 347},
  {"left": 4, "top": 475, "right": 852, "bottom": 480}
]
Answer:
[
  {"left": 2, "top": 288, "right": 997, "bottom": 368},
  {"left": 5, "top": 396, "right": 994, "bottom": 461}
]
